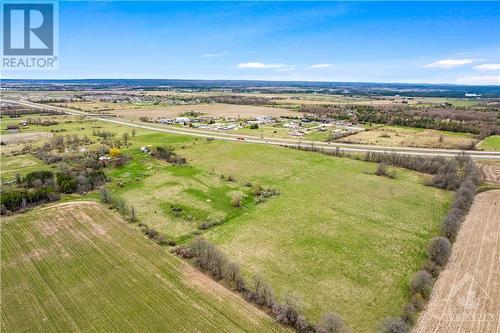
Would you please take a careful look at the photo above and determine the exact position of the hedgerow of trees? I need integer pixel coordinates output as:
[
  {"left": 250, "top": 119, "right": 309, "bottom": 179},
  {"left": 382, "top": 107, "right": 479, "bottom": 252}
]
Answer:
[
  {"left": 379, "top": 154, "right": 480, "bottom": 333},
  {"left": 174, "top": 237, "right": 351, "bottom": 333}
]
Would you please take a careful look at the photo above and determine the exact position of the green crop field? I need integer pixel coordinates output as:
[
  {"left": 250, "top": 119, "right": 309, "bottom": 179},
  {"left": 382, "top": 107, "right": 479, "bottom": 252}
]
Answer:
[
  {"left": 0, "top": 202, "right": 287, "bottom": 333},
  {"left": 0, "top": 114, "right": 453, "bottom": 332}
]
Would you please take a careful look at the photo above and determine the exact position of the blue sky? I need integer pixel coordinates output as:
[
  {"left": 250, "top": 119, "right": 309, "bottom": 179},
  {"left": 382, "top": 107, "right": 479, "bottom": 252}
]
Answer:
[{"left": 4, "top": 1, "right": 500, "bottom": 84}]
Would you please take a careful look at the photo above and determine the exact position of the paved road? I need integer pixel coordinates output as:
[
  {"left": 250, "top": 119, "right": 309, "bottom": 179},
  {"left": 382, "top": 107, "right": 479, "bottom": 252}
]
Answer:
[{"left": 3, "top": 99, "right": 500, "bottom": 160}]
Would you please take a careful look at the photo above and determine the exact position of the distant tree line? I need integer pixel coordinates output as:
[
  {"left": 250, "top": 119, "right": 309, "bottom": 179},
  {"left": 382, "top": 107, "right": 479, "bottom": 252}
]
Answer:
[
  {"left": 299, "top": 104, "right": 353, "bottom": 120},
  {"left": 354, "top": 105, "right": 498, "bottom": 136},
  {"left": 174, "top": 237, "right": 351, "bottom": 333},
  {"left": 211, "top": 95, "right": 276, "bottom": 106},
  {"left": 1, "top": 107, "right": 63, "bottom": 117}
]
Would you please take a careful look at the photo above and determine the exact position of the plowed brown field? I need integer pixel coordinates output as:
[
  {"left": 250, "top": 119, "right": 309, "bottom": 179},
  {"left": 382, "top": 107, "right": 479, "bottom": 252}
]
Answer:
[
  {"left": 413, "top": 190, "right": 500, "bottom": 333},
  {"left": 478, "top": 162, "right": 500, "bottom": 185}
]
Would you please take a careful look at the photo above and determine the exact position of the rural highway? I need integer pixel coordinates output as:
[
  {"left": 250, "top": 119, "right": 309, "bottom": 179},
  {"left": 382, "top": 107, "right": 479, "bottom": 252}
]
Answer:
[{"left": 3, "top": 99, "right": 500, "bottom": 160}]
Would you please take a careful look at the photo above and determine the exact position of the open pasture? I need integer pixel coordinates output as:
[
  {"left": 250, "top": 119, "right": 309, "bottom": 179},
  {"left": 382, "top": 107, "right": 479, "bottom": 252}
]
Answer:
[{"left": 177, "top": 140, "right": 452, "bottom": 332}]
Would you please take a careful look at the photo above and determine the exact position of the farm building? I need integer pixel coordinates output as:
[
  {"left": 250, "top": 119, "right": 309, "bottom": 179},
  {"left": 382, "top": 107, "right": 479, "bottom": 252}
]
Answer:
[{"left": 6, "top": 125, "right": 19, "bottom": 133}]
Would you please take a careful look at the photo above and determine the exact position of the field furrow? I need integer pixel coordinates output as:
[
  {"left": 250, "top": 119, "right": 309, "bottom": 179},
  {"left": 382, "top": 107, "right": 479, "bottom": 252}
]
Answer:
[{"left": 413, "top": 190, "right": 500, "bottom": 333}]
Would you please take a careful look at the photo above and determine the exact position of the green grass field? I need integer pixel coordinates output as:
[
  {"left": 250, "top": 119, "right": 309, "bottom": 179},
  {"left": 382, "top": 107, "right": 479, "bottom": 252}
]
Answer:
[
  {"left": 0, "top": 202, "right": 287, "bottom": 333},
  {"left": 180, "top": 141, "right": 452, "bottom": 332},
  {"left": 0, "top": 114, "right": 453, "bottom": 332},
  {"left": 480, "top": 135, "right": 500, "bottom": 151}
]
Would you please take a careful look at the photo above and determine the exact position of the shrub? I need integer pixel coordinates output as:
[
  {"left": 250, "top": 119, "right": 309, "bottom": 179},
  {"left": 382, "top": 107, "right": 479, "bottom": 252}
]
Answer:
[
  {"left": 441, "top": 208, "right": 462, "bottom": 242},
  {"left": 198, "top": 217, "right": 224, "bottom": 230},
  {"left": 431, "top": 161, "right": 460, "bottom": 190},
  {"left": 379, "top": 317, "right": 409, "bottom": 333},
  {"left": 190, "top": 238, "right": 228, "bottom": 280},
  {"left": 423, "top": 260, "right": 441, "bottom": 278},
  {"left": 109, "top": 147, "right": 122, "bottom": 158},
  {"left": 295, "top": 315, "right": 312, "bottom": 333},
  {"left": 272, "top": 293, "right": 303, "bottom": 327},
  {"left": 56, "top": 172, "right": 78, "bottom": 194},
  {"left": 155, "top": 234, "right": 176, "bottom": 246},
  {"left": 145, "top": 228, "right": 159, "bottom": 239},
  {"left": 410, "top": 270, "right": 433, "bottom": 299},
  {"left": 172, "top": 245, "right": 195, "bottom": 259},
  {"left": 129, "top": 206, "right": 137, "bottom": 222},
  {"left": 223, "top": 261, "right": 243, "bottom": 288},
  {"left": 317, "top": 313, "right": 350, "bottom": 333},
  {"left": 100, "top": 187, "right": 112, "bottom": 204},
  {"left": 410, "top": 293, "right": 426, "bottom": 311},
  {"left": 230, "top": 192, "right": 243, "bottom": 207},
  {"left": 428, "top": 236, "right": 451, "bottom": 267},
  {"left": 24, "top": 170, "right": 54, "bottom": 187},
  {"left": 452, "top": 179, "right": 476, "bottom": 211},
  {"left": 375, "top": 162, "right": 396, "bottom": 178},
  {"left": 152, "top": 146, "right": 187, "bottom": 165},
  {"left": 401, "top": 303, "right": 417, "bottom": 325},
  {"left": 251, "top": 276, "right": 275, "bottom": 308},
  {"left": 375, "top": 162, "right": 388, "bottom": 176}
]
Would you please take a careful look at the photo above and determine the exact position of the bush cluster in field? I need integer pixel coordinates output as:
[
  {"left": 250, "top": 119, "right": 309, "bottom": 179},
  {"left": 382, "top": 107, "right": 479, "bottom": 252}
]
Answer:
[
  {"left": 151, "top": 145, "right": 187, "bottom": 165},
  {"left": 1, "top": 168, "right": 106, "bottom": 214}
]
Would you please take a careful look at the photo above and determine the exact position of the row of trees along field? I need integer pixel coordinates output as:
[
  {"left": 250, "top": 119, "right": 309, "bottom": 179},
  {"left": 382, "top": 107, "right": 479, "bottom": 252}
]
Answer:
[
  {"left": 174, "top": 238, "right": 351, "bottom": 333},
  {"left": 379, "top": 154, "right": 480, "bottom": 333},
  {"left": 298, "top": 104, "right": 498, "bottom": 137}
]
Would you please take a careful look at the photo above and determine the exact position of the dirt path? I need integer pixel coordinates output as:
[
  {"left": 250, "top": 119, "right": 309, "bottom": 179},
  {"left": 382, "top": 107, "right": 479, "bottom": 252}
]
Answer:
[
  {"left": 413, "top": 190, "right": 500, "bottom": 333},
  {"left": 478, "top": 162, "right": 500, "bottom": 185}
]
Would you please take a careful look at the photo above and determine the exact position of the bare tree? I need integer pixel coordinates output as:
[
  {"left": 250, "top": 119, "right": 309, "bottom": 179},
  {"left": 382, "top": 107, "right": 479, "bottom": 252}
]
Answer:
[{"left": 428, "top": 236, "right": 451, "bottom": 267}]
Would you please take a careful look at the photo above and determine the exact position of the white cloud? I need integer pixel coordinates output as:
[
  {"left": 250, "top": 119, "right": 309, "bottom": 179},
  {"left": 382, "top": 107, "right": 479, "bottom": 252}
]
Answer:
[
  {"left": 237, "top": 62, "right": 287, "bottom": 69},
  {"left": 424, "top": 59, "right": 475, "bottom": 68},
  {"left": 275, "top": 65, "right": 296, "bottom": 72},
  {"left": 473, "top": 63, "right": 500, "bottom": 71},
  {"left": 202, "top": 51, "right": 227, "bottom": 58},
  {"left": 309, "top": 64, "right": 332, "bottom": 69},
  {"left": 456, "top": 75, "right": 500, "bottom": 85}
]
